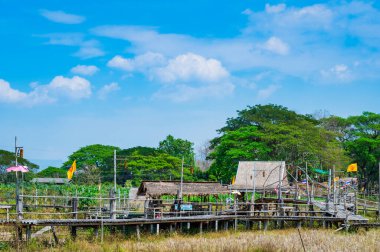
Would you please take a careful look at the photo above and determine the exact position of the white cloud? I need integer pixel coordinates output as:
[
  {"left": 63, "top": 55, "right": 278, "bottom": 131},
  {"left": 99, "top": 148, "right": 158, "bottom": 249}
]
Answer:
[
  {"left": 242, "top": 9, "right": 253, "bottom": 15},
  {"left": 71, "top": 65, "right": 99, "bottom": 76},
  {"left": 155, "top": 53, "right": 229, "bottom": 83},
  {"left": 41, "top": 33, "right": 104, "bottom": 59},
  {"left": 320, "top": 64, "right": 352, "bottom": 81},
  {"left": 92, "top": 2, "right": 380, "bottom": 85},
  {"left": 0, "top": 79, "right": 27, "bottom": 103},
  {"left": 262, "top": 37, "right": 289, "bottom": 55},
  {"left": 108, "top": 52, "right": 166, "bottom": 71},
  {"left": 257, "top": 84, "right": 280, "bottom": 99},
  {"left": 98, "top": 82, "right": 120, "bottom": 100},
  {"left": 40, "top": 10, "right": 85, "bottom": 24},
  {"left": 48, "top": 76, "right": 91, "bottom": 99},
  {"left": 265, "top": 4, "right": 286, "bottom": 14},
  {"left": 153, "top": 82, "right": 234, "bottom": 102},
  {"left": 0, "top": 76, "right": 91, "bottom": 105}
]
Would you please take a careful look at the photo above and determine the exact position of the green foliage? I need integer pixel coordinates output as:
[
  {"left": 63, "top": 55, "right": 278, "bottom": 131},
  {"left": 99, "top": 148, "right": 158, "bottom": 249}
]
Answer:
[
  {"left": 159, "top": 135, "right": 195, "bottom": 165},
  {"left": 37, "top": 166, "right": 66, "bottom": 178},
  {"left": 62, "top": 144, "right": 120, "bottom": 170},
  {"left": 208, "top": 126, "right": 270, "bottom": 182},
  {"left": 0, "top": 149, "right": 39, "bottom": 183},
  {"left": 344, "top": 112, "right": 380, "bottom": 184},
  {"left": 116, "top": 147, "right": 195, "bottom": 186},
  {"left": 209, "top": 104, "right": 348, "bottom": 183}
]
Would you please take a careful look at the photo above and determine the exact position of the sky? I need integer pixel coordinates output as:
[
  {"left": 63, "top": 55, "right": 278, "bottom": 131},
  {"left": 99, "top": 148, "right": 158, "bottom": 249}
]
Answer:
[{"left": 0, "top": 0, "right": 379, "bottom": 169}]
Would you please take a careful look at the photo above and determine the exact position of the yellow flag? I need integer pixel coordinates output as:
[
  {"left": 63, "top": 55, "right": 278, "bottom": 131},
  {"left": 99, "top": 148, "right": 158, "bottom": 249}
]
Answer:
[
  {"left": 347, "top": 163, "right": 358, "bottom": 172},
  {"left": 232, "top": 176, "right": 236, "bottom": 185},
  {"left": 334, "top": 177, "right": 339, "bottom": 182},
  {"left": 67, "top": 160, "right": 77, "bottom": 180}
]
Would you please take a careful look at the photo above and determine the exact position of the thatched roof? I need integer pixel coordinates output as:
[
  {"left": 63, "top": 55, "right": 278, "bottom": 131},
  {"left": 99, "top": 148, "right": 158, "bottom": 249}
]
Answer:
[
  {"left": 232, "top": 161, "right": 288, "bottom": 191},
  {"left": 137, "top": 181, "right": 229, "bottom": 198}
]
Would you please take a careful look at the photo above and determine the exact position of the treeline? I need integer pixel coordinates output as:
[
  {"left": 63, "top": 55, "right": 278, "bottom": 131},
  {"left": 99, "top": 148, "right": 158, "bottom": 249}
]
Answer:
[{"left": 1, "top": 104, "right": 379, "bottom": 189}]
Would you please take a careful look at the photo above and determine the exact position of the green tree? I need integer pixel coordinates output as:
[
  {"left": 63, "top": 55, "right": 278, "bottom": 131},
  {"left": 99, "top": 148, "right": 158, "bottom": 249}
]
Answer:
[
  {"left": 344, "top": 112, "right": 380, "bottom": 186},
  {"left": 208, "top": 104, "right": 348, "bottom": 183},
  {"left": 116, "top": 147, "right": 194, "bottom": 186},
  {"left": 37, "top": 166, "right": 66, "bottom": 178},
  {"left": 62, "top": 144, "right": 120, "bottom": 170},
  {"left": 0, "top": 149, "right": 39, "bottom": 182},
  {"left": 158, "top": 135, "right": 195, "bottom": 165}
]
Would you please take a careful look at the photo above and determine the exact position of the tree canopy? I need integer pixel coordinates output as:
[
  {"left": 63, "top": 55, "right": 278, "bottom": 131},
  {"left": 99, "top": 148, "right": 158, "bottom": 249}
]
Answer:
[{"left": 208, "top": 104, "right": 348, "bottom": 183}]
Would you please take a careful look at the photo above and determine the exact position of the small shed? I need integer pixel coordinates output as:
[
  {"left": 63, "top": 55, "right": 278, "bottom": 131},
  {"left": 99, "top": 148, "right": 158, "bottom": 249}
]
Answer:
[
  {"left": 232, "top": 161, "right": 288, "bottom": 192},
  {"left": 31, "top": 178, "right": 69, "bottom": 184},
  {"left": 137, "top": 181, "right": 229, "bottom": 199}
]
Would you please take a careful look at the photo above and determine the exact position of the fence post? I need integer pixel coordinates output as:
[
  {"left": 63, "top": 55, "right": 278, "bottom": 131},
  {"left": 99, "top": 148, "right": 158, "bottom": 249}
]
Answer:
[
  {"left": 109, "top": 189, "right": 116, "bottom": 219},
  {"left": 71, "top": 197, "right": 78, "bottom": 239}
]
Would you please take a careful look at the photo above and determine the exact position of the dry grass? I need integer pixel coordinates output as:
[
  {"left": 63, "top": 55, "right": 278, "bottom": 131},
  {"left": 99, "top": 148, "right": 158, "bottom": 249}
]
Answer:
[{"left": 18, "top": 228, "right": 380, "bottom": 252}]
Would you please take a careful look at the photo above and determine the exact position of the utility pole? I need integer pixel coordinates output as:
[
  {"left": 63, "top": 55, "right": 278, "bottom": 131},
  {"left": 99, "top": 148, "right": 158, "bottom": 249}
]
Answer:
[
  {"left": 306, "top": 162, "right": 310, "bottom": 204},
  {"left": 327, "top": 169, "right": 332, "bottom": 211},
  {"left": 15, "top": 136, "right": 18, "bottom": 166},
  {"left": 378, "top": 162, "right": 380, "bottom": 215},
  {"left": 113, "top": 150, "right": 117, "bottom": 192},
  {"left": 179, "top": 156, "right": 184, "bottom": 201}
]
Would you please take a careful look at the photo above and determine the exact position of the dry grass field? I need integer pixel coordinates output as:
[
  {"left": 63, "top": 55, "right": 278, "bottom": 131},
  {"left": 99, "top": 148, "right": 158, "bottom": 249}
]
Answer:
[{"left": 14, "top": 228, "right": 379, "bottom": 252}]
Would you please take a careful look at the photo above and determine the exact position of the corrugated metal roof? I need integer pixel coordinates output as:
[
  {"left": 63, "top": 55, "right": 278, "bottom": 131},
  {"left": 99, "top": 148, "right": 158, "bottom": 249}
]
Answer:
[
  {"left": 232, "top": 161, "right": 288, "bottom": 190},
  {"left": 31, "top": 178, "right": 69, "bottom": 184}
]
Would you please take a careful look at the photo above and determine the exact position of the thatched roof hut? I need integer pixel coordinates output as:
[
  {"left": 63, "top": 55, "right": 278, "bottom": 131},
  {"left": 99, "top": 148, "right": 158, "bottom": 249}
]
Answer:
[
  {"left": 232, "top": 161, "right": 288, "bottom": 191},
  {"left": 137, "top": 181, "right": 229, "bottom": 198}
]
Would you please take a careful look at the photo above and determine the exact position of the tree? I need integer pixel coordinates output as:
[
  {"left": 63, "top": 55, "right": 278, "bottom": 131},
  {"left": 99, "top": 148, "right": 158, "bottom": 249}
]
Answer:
[
  {"left": 62, "top": 144, "right": 120, "bottom": 170},
  {"left": 0, "top": 149, "right": 39, "bottom": 183},
  {"left": 344, "top": 112, "right": 380, "bottom": 186},
  {"left": 208, "top": 104, "right": 348, "bottom": 183},
  {"left": 158, "top": 135, "right": 195, "bottom": 165},
  {"left": 37, "top": 166, "right": 66, "bottom": 178},
  {"left": 208, "top": 126, "right": 270, "bottom": 182},
  {"left": 116, "top": 147, "right": 194, "bottom": 186}
]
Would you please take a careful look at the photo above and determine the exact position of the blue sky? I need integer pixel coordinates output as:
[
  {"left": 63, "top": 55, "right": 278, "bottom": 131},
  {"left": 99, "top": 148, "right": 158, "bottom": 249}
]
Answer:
[{"left": 1, "top": 0, "right": 379, "bottom": 169}]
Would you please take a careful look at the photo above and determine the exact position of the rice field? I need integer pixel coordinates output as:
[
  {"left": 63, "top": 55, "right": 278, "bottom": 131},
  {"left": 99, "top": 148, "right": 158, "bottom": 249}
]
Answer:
[{"left": 13, "top": 228, "right": 379, "bottom": 252}]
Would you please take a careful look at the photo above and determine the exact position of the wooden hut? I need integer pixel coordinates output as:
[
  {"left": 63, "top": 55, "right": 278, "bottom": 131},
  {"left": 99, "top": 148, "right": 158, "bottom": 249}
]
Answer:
[
  {"left": 232, "top": 161, "right": 288, "bottom": 193},
  {"left": 137, "top": 181, "right": 229, "bottom": 199}
]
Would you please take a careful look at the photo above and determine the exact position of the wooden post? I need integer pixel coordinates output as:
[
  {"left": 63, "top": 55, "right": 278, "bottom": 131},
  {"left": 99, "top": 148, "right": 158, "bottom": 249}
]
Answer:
[
  {"left": 234, "top": 218, "right": 237, "bottom": 231},
  {"left": 71, "top": 197, "right": 78, "bottom": 239},
  {"left": 224, "top": 221, "right": 228, "bottom": 230},
  {"left": 26, "top": 225, "right": 31, "bottom": 242},
  {"left": 215, "top": 220, "right": 218, "bottom": 231},
  {"left": 187, "top": 222, "right": 190, "bottom": 230},
  {"left": 156, "top": 224, "right": 160, "bottom": 235},
  {"left": 136, "top": 225, "right": 141, "bottom": 240},
  {"left": 109, "top": 189, "right": 116, "bottom": 219},
  {"left": 51, "top": 226, "right": 59, "bottom": 245},
  {"left": 200, "top": 222, "right": 203, "bottom": 234}
]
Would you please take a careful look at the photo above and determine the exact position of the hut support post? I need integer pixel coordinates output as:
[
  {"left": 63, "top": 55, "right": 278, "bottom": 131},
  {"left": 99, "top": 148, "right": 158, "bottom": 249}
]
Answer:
[
  {"left": 187, "top": 222, "right": 190, "bottom": 230},
  {"left": 234, "top": 218, "right": 237, "bottom": 231},
  {"left": 109, "top": 189, "right": 116, "bottom": 220},
  {"left": 26, "top": 225, "right": 31, "bottom": 242},
  {"left": 51, "top": 226, "right": 59, "bottom": 245},
  {"left": 156, "top": 224, "right": 160, "bottom": 235},
  {"left": 215, "top": 220, "right": 218, "bottom": 231},
  {"left": 136, "top": 225, "right": 141, "bottom": 240},
  {"left": 199, "top": 222, "right": 203, "bottom": 234},
  {"left": 71, "top": 197, "right": 78, "bottom": 239},
  {"left": 263, "top": 220, "right": 268, "bottom": 231},
  {"left": 224, "top": 221, "right": 228, "bottom": 230}
]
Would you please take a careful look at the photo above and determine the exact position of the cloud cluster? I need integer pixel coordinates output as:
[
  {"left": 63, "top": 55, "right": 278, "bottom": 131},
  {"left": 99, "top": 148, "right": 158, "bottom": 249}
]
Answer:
[
  {"left": 40, "top": 10, "right": 85, "bottom": 24},
  {"left": 93, "top": 2, "right": 380, "bottom": 85},
  {"left": 41, "top": 33, "right": 104, "bottom": 59},
  {"left": 98, "top": 82, "right": 120, "bottom": 100},
  {"left": 0, "top": 76, "right": 92, "bottom": 105},
  {"left": 107, "top": 52, "right": 233, "bottom": 102},
  {"left": 71, "top": 65, "right": 99, "bottom": 76}
]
